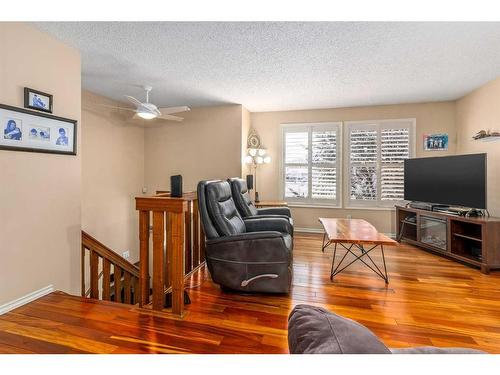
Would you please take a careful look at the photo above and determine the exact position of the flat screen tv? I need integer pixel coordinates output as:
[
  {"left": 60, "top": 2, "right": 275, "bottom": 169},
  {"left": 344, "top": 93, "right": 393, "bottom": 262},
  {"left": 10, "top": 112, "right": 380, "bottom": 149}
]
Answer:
[{"left": 404, "top": 153, "right": 487, "bottom": 209}]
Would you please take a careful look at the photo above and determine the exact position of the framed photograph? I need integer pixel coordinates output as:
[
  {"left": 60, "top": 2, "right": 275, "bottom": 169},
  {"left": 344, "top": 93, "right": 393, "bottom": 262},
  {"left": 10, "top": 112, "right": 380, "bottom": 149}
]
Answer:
[
  {"left": 24, "top": 87, "right": 53, "bottom": 113},
  {"left": 423, "top": 133, "right": 448, "bottom": 151},
  {"left": 0, "top": 104, "right": 77, "bottom": 155}
]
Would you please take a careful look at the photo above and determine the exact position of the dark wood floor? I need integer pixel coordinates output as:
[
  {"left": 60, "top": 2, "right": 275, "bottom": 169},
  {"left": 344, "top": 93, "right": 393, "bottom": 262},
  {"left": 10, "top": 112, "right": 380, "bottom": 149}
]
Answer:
[{"left": 1, "top": 233, "right": 500, "bottom": 354}]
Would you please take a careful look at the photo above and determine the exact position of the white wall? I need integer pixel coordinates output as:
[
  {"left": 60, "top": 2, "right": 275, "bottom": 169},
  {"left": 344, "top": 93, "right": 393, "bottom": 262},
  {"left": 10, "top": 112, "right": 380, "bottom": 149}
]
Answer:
[
  {"left": 81, "top": 90, "right": 145, "bottom": 263},
  {"left": 0, "top": 23, "right": 81, "bottom": 304},
  {"left": 144, "top": 105, "right": 244, "bottom": 193}
]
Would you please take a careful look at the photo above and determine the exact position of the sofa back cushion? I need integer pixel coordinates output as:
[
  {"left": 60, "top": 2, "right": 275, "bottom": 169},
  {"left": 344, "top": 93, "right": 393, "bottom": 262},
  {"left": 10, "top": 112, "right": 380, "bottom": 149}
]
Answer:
[
  {"left": 229, "top": 178, "right": 258, "bottom": 217},
  {"left": 288, "top": 304, "right": 391, "bottom": 354},
  {"left": 206, "top": 180, "right": 246, "bottom": 236}
]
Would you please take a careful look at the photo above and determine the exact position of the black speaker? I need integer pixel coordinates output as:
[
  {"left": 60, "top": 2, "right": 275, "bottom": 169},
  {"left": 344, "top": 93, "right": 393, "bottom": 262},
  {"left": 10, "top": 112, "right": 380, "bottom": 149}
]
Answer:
[
  {"left": 170, "top": 175, "right": 183, "bottom": 197},
  {"left": 246, "top": 174, "right": 254, "bottom": 190}
]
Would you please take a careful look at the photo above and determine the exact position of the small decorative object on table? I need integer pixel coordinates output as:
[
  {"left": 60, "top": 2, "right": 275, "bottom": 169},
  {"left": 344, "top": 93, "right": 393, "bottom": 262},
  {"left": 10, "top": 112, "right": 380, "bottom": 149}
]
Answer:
[
  {"left": 0, "top": 103, "right": 76, "bottom": 155},
  {"left": 423, "top": 133, "right": 448, "bottom": 151},
  {"left": 24, "top": 87, "right": 53, "bottom": 113}
]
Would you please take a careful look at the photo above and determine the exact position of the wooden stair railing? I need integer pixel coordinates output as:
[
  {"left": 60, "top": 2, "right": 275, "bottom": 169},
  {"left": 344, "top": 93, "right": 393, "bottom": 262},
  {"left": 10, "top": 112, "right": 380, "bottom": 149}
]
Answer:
[
  {"left": 136, "top": 191, "right": 205, "bottom": 317},
  {"left": 81, "top": 231, "right": 140, "bottom": 305}
]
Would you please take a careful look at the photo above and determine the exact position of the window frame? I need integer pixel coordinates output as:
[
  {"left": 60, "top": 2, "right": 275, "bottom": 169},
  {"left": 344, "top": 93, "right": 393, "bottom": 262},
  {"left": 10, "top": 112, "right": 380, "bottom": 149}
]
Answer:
[
  {"left": 280, "top": 122, "right": 342, "bottom": 207},
  {"left": 344, "top": 118, "right": 416, "bottom": 209}
]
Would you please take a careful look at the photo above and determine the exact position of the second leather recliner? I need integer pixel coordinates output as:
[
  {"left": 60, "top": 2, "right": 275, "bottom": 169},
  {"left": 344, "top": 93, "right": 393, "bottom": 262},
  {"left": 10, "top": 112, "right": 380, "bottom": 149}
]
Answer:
[{"left": 228, "top": 177, "right": 294, "bottom": 229}]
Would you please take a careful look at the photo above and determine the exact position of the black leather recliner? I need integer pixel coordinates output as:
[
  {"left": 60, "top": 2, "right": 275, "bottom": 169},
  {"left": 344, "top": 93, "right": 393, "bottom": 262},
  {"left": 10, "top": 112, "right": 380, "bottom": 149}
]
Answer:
[
  {"left": 228, "top": 178, "right": 294, "bottom": 229},
  {"left": 197, "top": 180, "right": 293, "bottom": 293}
]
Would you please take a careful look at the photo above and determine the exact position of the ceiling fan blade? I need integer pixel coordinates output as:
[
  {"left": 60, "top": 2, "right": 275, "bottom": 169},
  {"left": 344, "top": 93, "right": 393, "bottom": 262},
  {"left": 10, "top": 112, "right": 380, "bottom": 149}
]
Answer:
[
  {"left": 157, "top": 114, "right": 184, "bottom": 122},
  {"left": 124, "top": 95, "right": 144, "bottom": 108},
  {"left": 98, "top": 103, "right": 136, "bottom": 112},
  {"left": 158, "top": 106, "right": 191, "bottom": 115}
]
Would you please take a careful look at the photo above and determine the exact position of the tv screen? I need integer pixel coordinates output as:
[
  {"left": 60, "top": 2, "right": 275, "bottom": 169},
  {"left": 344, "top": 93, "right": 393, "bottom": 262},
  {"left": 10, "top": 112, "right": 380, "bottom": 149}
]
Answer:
[{"left": 404, "top": 153, "right": 487, "bottom": 209}]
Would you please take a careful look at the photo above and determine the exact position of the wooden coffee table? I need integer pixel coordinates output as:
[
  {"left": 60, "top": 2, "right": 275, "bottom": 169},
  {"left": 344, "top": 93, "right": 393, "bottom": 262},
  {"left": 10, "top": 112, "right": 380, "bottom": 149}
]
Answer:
[{"left": 319, "top": 218, "right": 397, "bottom": 284}]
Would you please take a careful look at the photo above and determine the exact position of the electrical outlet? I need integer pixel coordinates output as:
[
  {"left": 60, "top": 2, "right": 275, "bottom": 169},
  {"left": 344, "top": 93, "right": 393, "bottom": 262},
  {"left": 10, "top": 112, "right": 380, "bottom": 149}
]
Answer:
[
  {"left": 142, "top": 187, "right": 148, "bottom": 194},
  {"left": 122, "top": 251, "right": 130, "bottom": 259}
]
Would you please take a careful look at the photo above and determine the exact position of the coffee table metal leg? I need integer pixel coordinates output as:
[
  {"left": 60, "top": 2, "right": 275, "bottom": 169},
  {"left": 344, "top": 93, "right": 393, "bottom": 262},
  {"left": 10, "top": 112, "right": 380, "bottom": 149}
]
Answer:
[
  {"left": 329, "top": 242, "right": 338, "bottom": 280},
  {"left": 330, "top": 243, "right": 389, "bottom": 284},
  {"left": 330, "top": 243, "right": 351, "bottom": 281},
  {"left": 381, "top": 244, "right": 389, "bottom": 284},
  {"left": 321, "top": 232, "right": 327, "bottom": 252}
]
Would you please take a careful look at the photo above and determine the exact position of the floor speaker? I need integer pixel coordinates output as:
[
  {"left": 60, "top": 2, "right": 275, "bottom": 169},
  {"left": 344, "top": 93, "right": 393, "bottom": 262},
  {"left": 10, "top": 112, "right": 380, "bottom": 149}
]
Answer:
[
  {"left": 246, "top": 174, "right": 254, "bottom": 190},
  {"left": 171, "top": 175, "right": 183, "bottom": 197}
]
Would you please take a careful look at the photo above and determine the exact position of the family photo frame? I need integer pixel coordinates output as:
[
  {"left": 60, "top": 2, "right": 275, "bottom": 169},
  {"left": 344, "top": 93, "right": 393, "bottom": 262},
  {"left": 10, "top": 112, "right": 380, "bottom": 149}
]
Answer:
[
  {"left": 0, "top": 104, "right": 77, "bottom": 155},
  {"left": 24, "top": 87, "right": 53, "bottom": 113}
]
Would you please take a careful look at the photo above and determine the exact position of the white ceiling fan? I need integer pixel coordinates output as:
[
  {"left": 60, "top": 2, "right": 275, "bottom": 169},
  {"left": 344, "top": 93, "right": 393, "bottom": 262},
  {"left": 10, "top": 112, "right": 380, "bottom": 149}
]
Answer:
[{"left": 103, "top": 85, "right": 190, "bottom": 122}]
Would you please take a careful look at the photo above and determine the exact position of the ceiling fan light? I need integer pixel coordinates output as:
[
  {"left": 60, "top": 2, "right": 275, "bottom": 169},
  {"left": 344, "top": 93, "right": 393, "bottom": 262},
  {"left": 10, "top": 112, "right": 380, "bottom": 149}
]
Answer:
[{"left": 137, "top": 111, "right": 157, "bottom": 120}]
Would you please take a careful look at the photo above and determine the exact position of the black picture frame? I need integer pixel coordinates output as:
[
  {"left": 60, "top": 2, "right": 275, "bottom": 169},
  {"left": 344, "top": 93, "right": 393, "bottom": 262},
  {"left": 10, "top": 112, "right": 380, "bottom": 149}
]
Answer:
[
  {"left": 0, "top": 103, "right": 77, "bottom": 156},
  {"left": 24, "top": 87, "right": 53, "bottom": 114}
]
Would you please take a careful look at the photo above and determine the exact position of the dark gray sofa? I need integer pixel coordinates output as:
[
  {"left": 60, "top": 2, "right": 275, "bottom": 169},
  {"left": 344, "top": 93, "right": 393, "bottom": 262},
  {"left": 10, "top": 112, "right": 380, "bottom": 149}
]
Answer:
[
  {"left": 197, "top": 180, "right": 293, "bottom": 293},
  {"left": 288, "top": 304, "right": 485, "bottom": 354}
]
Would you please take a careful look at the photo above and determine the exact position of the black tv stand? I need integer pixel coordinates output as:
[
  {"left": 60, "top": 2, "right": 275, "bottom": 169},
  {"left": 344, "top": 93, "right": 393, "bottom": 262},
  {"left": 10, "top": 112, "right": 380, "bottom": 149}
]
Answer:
[{"left": 396, "top": 205, "right": 500, "bottom": 274}]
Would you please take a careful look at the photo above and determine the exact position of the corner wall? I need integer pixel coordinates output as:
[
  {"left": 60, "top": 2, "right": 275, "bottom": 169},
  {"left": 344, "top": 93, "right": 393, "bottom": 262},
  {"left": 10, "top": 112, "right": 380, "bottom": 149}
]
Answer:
[
  {"left": 81, "top": 91, "right": 145, "bottom": 263},
  {"left": 144, "top": 105, "right": 244, "bottom": 193},
  {"left": 0, "top": 23, "right": 81, "bottom": 305},
  {"left": 456, "top": 77, "right": 500, "bottom": 216}
]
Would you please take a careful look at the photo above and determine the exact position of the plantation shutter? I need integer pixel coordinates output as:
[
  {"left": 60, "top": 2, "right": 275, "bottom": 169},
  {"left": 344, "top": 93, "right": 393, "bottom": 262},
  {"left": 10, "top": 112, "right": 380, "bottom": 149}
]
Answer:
[
  {"left": 346, "top": 119, "right": 414, "bottom": 207},
  {"left": 284, "top": 130, "right": 309, "bottom": 198},
  {"left": 282, "top": 123, "right": 341, "bottom": 205},
  {"left": 349, "top": 127, "right": 378, "bottom": 201},
  {"left": 381, "top": 128, "right": 410, "bottom": 201},
  {"left": 312, "top": 129, "right": 337, "bottom": 199}
]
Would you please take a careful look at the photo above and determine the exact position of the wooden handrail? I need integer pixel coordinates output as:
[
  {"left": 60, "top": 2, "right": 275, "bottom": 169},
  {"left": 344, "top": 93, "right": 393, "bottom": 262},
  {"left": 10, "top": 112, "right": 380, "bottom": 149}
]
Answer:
[
  {"left": 81, "top": 231, "right": 140, "bottom": 305},
  {"left": 136, "top": 191, "right": 205, "bottom": 317},
  {"left": 82, "top": 231, "right": 139, "bottom": 277}
]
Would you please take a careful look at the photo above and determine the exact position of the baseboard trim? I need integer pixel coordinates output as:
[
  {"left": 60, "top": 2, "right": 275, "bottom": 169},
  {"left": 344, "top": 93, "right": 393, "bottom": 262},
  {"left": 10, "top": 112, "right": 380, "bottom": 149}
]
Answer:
[
  {"left": 0, "top": 285, "right": 54, "bottom": 315},
  {"left": 295, "top": 227, "right": 324, "bottom": 234}
]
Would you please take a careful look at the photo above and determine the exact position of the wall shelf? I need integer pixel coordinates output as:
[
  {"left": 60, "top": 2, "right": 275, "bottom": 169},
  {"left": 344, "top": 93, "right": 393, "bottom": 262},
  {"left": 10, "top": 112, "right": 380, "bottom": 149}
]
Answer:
[{"left": 474, "top": 136, "right": 500, "bottom": 142}]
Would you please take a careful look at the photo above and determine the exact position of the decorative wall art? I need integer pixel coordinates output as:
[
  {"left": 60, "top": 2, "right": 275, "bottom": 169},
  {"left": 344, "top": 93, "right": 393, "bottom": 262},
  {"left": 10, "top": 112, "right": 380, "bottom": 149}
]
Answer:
[
  {"left": 24, "top": 87, "right": 53, "bottom": 113},
  {"left": 0, "top": 104, "right": 77, "bottom": 155},
  {"left": 423, "top": 133, "right": 448, "bottom": 151}
]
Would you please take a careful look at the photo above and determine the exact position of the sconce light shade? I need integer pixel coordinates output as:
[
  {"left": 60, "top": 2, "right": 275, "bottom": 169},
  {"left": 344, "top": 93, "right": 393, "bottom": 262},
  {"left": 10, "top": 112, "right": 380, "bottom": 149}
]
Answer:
[
  {"left": 256, "top": 156, "right": 264, "bottom": 164},
  {"left": 258, "top": 148, "right": 267, "bottom": 156},
  {"left": 244, "top": 155, "right": 253, "bottom": 164},
  {"left": 263, "top": 156, "right": 271, "bottom": 164},
  {"left": 248, "top": 148, "right": 258, "bottom": 157}
]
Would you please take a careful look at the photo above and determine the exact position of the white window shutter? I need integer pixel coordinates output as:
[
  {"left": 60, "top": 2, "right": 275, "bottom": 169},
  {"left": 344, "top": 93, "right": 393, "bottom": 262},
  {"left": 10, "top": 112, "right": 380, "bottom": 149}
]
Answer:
[
  {"left": 282, "top": 123, "right": 341, "bottom": 205},
  {"left": 346, "top": 120, "right": 415, "bottom": 207},
  {"left": 381, "top": 128, "right": 410, "bottom": 201}
]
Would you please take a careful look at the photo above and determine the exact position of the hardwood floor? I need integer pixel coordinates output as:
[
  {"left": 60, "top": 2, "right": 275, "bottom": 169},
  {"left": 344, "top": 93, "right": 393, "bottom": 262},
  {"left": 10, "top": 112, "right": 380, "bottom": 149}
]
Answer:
[{"left": 1, "top": 232, "right": 500, "bottom": 354}]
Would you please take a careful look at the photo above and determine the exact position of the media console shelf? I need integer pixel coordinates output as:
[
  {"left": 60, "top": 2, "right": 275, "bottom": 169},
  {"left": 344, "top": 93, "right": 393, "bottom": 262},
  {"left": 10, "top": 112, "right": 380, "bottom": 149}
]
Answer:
[{"left": 396, "top": 205, "right": 500, "bottom": 274}]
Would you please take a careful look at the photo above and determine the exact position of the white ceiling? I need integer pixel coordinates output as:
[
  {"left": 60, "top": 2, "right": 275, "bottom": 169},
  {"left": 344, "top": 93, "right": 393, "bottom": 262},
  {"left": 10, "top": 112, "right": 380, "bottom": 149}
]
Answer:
[{"left": 35, "top": 22, "right": 500, "bottom": 112}]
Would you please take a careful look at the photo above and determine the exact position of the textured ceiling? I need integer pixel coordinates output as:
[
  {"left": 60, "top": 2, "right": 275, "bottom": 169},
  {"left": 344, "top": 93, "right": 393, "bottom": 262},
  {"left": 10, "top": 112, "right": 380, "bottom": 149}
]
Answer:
[{"left": 34, "top": 22, "right": 500, "bottom": 112}]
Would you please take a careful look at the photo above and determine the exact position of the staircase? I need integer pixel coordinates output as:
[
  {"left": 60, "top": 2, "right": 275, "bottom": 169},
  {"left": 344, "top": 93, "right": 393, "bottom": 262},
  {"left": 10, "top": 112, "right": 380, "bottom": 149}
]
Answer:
[
  {"left": 81, "top": 231, "right": 141, "bottom": 305},
  {"left": 81, "top": 191, "right": 205, "bottom": 315}
]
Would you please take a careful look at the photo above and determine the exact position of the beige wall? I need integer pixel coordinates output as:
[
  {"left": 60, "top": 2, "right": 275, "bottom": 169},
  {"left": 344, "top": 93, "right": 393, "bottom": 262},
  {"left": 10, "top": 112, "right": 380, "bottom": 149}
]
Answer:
[
  {"left": 250, "top": 102, "right": 456, "bottom": 233},
  {"left": 144, "top": 105, "right": 244, "bottom": 193},
  {"left": 456, "top": 77, "right": 500, "bottom": 217},
  {"left": 81, "top": 91, "right": 144, "bottom": 263},
  {"left": 241, "top": 106, "right": 251, "bottom": 177},
  {"left": 0, "top": 23, "right": 81, "bottom": 305}
]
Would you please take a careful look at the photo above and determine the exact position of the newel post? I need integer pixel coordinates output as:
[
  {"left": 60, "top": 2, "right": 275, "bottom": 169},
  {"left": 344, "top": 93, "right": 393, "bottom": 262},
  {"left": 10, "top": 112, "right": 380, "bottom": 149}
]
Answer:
[{"left": 136, "top": 195, "right": 188, "bottom": 317}]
